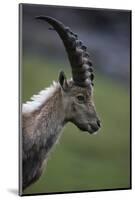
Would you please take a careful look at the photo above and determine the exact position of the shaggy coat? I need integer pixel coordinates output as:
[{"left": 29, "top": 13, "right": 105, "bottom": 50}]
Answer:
[{"left": 23, "top": 83, "right": 65, "bottom": 189}]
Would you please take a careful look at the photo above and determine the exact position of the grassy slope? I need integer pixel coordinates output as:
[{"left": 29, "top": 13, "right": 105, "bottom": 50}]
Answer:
[{"left": 22, "top": 58, "right": 130, "bottom": 194}]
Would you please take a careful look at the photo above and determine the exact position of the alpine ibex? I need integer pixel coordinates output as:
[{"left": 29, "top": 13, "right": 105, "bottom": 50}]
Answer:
[{"left": 22, "top": 16, "right": 101, "bottom": 190}]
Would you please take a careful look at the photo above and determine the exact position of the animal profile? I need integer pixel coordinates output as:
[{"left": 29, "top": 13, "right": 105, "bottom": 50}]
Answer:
[{"left": 22, "top": 16, "right": 101, "bottom": 190}]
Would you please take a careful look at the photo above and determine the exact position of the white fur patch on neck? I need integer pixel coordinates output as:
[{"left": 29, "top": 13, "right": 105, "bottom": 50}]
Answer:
[{"left": 22, "top": 81, "right": 60, "bottom": 113}]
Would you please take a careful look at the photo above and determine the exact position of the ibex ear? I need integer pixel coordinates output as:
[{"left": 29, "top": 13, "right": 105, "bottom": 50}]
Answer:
[{"left": 58, "top": 71, "right": 69, "bottom": 91}]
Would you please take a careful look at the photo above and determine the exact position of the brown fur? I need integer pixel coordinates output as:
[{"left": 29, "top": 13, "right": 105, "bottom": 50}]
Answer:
[{"left": 22, "top": 79, "right": 100, "bottom": 190}]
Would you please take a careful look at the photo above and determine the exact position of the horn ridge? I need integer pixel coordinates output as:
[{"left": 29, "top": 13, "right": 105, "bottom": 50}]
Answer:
[{"left": 35, "top": 16, "right": 94, "bottom": 87}]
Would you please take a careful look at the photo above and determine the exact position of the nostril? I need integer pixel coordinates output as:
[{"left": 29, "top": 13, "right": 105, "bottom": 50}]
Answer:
[{"left": 97, "top": 120, "right": 101, "bottom": 127}]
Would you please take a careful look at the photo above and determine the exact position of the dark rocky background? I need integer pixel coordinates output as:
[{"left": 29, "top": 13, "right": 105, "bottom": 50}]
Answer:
[{"left": 21, "top": 4, "right": 131, "bottom": 85}]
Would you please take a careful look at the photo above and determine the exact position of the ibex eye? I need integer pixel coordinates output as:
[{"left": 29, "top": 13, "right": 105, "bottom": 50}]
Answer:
[{"left": 77, "top": 95, "right": 85, "bottom": 102}]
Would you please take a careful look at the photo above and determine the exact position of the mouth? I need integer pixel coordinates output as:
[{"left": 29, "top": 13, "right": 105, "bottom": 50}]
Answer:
[
  {"left": 77, "top": 123, "right": 99, "bottom": 135},
  {"left": 87, "top": 124, "right": 99, "bottom": 134}
]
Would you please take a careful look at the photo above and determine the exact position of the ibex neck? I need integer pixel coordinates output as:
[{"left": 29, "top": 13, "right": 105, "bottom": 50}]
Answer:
[
  {"left": 22, "top": 82, "right": 66, "bottom": 188},
  {"left": 23, "top": 82, "right": 67, "bottom": 154},
  {"left": 38, "top": 83, "right": 65, "bottom": 129},
  {"left": 29, "top": 82, "right": 66, "bottom": 155}
]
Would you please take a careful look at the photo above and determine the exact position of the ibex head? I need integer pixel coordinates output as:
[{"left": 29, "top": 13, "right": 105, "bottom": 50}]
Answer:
[{"left": 36, "top": 16, "right": 101, "bottom": 134}]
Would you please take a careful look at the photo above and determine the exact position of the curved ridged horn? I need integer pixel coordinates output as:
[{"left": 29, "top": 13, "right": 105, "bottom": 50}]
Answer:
[{"left": 35, "top": 16, "right": 94, "bottom": 87}]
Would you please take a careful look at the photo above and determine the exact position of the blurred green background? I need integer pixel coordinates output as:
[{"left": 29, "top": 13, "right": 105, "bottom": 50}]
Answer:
[
  {"left": 22, "top": 57, "right": 130, "bottom": 194},
  {"left": 21, "top": 4, "right": 131, "bottom": 195}
]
